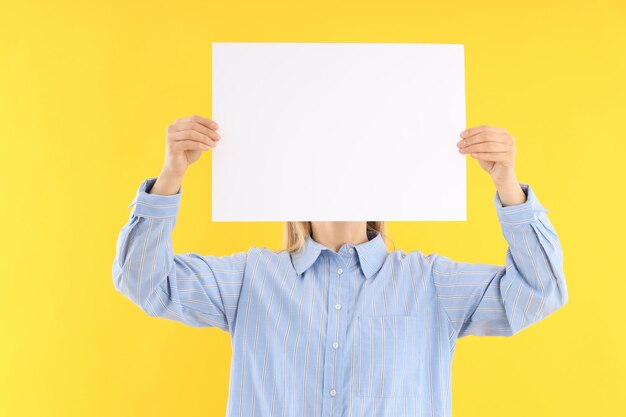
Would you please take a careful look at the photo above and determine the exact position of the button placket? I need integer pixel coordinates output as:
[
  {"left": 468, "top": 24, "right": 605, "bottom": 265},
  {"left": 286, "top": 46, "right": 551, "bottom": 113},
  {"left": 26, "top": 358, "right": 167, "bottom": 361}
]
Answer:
[{"left": 322, "top": 253, "right": 349, "bottom": 415}]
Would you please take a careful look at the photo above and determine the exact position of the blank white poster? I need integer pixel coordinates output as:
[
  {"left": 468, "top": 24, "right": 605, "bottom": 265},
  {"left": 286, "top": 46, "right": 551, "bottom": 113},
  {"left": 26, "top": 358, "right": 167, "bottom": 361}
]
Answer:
[{"left": 211, "top": 42, "right": 466, "bottom": 222}]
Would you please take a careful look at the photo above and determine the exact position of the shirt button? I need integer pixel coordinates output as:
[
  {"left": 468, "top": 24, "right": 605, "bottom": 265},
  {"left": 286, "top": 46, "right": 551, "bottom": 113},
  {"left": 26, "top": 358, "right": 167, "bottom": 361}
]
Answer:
[
  {"left": 337, "top": 268, "right": 343, "bottom": 275},
  {"left": 330, "top": 389, "right": 337, "bottom": 397},
  {"left": 348, "top": 248, "right": 354, "bottom": 254},
  {"left": 335, "top": 303, "right": 341, "bottom": 310},
  {"left": 332, "top": 341, "right": 339, "bottom": 349}
]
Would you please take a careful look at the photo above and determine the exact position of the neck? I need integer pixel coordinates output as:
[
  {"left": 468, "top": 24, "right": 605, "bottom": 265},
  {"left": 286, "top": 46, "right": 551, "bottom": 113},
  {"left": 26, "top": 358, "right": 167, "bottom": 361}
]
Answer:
[{"left": 310, "top": 221, "right": 369, "bottom": 252}]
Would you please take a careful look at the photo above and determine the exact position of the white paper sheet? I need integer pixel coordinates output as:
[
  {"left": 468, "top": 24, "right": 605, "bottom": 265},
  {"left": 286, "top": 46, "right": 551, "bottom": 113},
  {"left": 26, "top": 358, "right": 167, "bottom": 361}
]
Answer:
[{"left": 211, "top": 42, "right": 466, "bottom": 221}]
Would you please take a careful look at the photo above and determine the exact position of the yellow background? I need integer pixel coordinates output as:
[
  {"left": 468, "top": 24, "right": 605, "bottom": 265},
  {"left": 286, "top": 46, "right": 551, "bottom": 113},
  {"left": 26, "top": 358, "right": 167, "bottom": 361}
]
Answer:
[{"left": 1, "top": 0, "right": 624, "bottom": 416}]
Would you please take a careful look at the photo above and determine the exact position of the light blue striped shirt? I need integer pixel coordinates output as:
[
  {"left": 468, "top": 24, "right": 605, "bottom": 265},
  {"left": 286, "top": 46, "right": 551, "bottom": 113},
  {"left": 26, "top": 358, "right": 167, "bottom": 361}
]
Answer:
[{"left": 113, "top": 177, "right": 568, "bottom": 417}]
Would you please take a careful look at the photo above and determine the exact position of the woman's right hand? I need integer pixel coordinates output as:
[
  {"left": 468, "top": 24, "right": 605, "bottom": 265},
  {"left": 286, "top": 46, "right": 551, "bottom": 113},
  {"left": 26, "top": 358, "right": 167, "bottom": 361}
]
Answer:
[
  {"left": 150, "top": 115, "right": 221, "bottom": 196},
  {"left": 161, "top": 114, "right": 221, "bottom": 178}
]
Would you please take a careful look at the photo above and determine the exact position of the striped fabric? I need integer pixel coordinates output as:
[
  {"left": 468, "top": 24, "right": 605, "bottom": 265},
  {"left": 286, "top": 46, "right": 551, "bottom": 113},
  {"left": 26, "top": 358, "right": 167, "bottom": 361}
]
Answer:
[{"left": 112, "top": 177, "right": 568, "bottom": 417}]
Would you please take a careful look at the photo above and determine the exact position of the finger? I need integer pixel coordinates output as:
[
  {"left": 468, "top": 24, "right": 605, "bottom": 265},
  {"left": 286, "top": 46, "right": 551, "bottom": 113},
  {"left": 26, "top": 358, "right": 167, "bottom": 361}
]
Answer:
[
  {"left": 175, "top": 122, "right": 221, "bottom": 141},
  {"left": 174, "top": 115, "right": 219, "bottom": 130},
  {"left": 172, "top": 140, "right": 212, "bottom": 152},
  {"left": 458, "top": 132, "right": 513, "bottom": 148},
  {"left": 170, "top": 130, "right": 217, "bottom": 147},
  {"left": 175, "top": 114, "right": 219, "bottom": 130},
  {"left": 461, "top": 141, "right": 512, "bottom": 154},
  {"left": 469, "top": 152, "right": 511, "bottom": 161},
  {"left": 460, "top": 125, "right": 508, "bottom": 138}
]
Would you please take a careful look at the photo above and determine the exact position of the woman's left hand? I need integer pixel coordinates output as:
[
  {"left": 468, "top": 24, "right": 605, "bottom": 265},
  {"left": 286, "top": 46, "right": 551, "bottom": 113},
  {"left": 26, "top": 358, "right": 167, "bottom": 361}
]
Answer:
[{"left": 457, "top": 125, "right": 517, "bottom": 185}]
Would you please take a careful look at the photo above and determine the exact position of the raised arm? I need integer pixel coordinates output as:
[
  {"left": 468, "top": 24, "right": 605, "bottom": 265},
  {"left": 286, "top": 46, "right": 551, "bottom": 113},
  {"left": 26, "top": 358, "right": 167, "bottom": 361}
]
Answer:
[
  {"left": 111, "top": 115, "right": 248, "bottom": 331},
  {"left": 112, "top": 177, "right": 247, "bottom": 331},
  {"left": 431, "top": 182, "right": 568, "bottom": 339}
]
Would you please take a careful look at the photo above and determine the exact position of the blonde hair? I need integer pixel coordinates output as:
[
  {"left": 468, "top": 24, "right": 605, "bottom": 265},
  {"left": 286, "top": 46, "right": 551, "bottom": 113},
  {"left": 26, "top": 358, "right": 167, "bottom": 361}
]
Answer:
[{"left": 284, "top": 222, "right": 392, "bottom": 253}]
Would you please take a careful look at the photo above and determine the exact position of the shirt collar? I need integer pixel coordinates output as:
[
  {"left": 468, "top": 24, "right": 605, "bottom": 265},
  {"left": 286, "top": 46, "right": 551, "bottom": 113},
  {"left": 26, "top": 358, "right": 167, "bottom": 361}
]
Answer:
[{"left": 290, "top": 230, "right": 389, "bottom": 279}]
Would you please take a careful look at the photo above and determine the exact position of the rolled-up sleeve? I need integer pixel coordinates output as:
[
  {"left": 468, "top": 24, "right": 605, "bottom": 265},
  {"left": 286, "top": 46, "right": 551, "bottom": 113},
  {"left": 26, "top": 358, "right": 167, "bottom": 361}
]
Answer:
[
  {"left": 430, "top": 183, "right": 568, "bottom": 339},
  {"left": 112, "top": 177, "right": 247, "bottom": 332}
]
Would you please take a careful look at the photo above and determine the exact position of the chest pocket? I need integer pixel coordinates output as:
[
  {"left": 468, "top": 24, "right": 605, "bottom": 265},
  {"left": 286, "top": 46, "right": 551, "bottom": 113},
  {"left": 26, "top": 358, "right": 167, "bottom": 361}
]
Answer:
[{"left": 356, "top": 315, "right": 421, "bottom": 398}]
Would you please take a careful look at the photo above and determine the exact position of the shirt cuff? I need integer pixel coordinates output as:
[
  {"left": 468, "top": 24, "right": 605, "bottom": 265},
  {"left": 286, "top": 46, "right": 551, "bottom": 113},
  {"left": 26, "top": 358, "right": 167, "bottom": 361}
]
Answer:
[
  {"left": 493, "top": 183, "right": 549, "bottom": 226},
  {"left": 127, "top": 177, "right": 182, "bottom": 218}
]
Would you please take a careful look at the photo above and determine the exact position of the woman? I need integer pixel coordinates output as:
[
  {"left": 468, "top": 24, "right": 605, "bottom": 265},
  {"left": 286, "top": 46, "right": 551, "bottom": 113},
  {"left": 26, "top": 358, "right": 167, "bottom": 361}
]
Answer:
[{"left": 113, "top": 114, "right": 568, "bottom": 417}]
